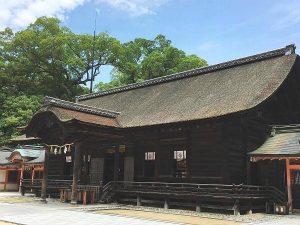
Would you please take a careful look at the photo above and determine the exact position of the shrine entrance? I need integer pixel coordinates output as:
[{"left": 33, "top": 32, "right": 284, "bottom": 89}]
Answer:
[{"left": 102, "top": 146, "right": 126, "bottom": 184}]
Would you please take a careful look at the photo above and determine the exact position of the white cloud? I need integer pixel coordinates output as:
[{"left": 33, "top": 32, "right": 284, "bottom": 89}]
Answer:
[
  {"left": 270, "top": 0, "right": 300, "bottom": 30},
  {"left": 0, "top": 0, "right": 87, "bottom": 30},
  {"left": 96, "top": 0, "right": 169, "bottom": 16}
]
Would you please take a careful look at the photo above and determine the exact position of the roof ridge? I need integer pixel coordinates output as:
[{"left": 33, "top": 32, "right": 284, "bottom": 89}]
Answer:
[
  {"left": 43, "top": 96, "right": 120, "bottom": 118},
  {"left": 76, "top": 44, "right": 296, "bottom": 101}
]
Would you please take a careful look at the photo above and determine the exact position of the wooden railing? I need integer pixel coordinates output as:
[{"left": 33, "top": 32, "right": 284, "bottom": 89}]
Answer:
[
  {"left": 77, "top": 185, "right": 102, "bottom": 201},
  {"left": 20, "top": 179, "right": 102, "bottom": 202},
  {"left": 101, "top": 181, "right": 287, "bottom": 214},
  {"left": 20, "top": 179, "right": 73, "bottom": 196}
]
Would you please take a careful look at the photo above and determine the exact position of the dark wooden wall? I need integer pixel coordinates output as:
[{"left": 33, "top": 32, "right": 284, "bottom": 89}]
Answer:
[
  {"left": 189, "top": 124, "right": 225, "bottom": 183},
  {"left": 132, "top": 121, "right": 249, "bottom": 184},
  {"left": 48, "top": 154, "right": 67, "bottom": 178}
]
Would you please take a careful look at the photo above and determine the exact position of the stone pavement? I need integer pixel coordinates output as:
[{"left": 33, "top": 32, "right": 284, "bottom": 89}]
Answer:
[
  {"left": 0, "top": 201, "right": 182, "bottom": 225},
  {"left": 0, "top": 193, "right": 300, "bottom": 225}
]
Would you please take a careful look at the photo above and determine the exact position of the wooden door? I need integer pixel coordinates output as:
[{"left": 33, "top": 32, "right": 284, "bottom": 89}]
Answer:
[
  {"left": 90, "top": 158, "right": 104, "bottom": 185},
  {"left": 103, "top": 152, "right": 125, "bottom": 184},
  {"left": 124, "top": 156, "right": 134, "bottom": 181}
]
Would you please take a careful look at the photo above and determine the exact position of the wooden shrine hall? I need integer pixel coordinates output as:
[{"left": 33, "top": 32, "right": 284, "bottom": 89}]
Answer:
[{"left": 22, "top": 44, "right": 300, "bottom": 213}]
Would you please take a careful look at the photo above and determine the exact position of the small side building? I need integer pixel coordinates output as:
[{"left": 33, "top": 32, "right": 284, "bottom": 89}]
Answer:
[
  {"left": 0, "top": 147, "right": 19, "bottom": 191},
  {"left": 0, "top": 144, "right": 45, "bottom": 191}
]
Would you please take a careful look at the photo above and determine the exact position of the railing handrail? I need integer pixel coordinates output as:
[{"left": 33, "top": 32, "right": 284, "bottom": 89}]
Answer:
[
  {"left": 104, "top": 181, "right": 278, "bottom": 190},
  {"left": 101, "top": 181, "right": 287, "bottom": 205}
]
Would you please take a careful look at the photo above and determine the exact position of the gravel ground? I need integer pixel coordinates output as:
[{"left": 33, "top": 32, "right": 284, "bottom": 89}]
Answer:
[
  {"left": 74, "top": 203, "right": 284, "bottom": 224},
  {"left": 96, "top": 209, "right": 239, "bottom": 225}
]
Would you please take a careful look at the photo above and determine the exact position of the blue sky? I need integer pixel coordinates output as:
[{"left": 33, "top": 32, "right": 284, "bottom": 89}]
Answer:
[{"left": 1, "top": 0, "right": 300, "bottom": 84}]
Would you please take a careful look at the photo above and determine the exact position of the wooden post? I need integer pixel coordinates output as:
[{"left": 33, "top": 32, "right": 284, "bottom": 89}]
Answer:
[
  {"left": 286, "top": 159, "right": 293, "bottom": 212},
  {"left": 246, "top": 160, "right": 251, "bottom": 185},
  {"left": 41, "top": 147, "right": 50, "bottom": 202},
  {"left": 186, "top": 130, "right": 192, "bottom": 179},
  {"left": 31, "top": 168, "right": 35, "bottom": 183},
  {"left": 71, "top": 142, "right": 81, "bottom": 204},
  {"left": 114, "top": 146, "right": 120, "bottom": 181},
  {"left": 19, "top": 167, "right": 24, "bottom": 193},
  {"left": 4, "top": 169, "right": 8, "bottom": 191}
]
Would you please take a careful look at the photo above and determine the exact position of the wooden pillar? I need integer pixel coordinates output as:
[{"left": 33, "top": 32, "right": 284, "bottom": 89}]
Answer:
[
  {"left": 31, "top": 168, "right": 35, "bottom": 183},
  {"left": 246, "top": 160, "right": 251, "bottom": 185},
  {"left": 286, "top": 159, "right": 293, "bottom": 212},
  {"left": 19, "top": 167, "right": 24, "bottom": 193},
  {"left": 186, "top": 130, "right": 192, "bottom": 179},
  {"left": 41, "top": 147, "right": 50, "bottom": 202},
  {"left": 4, "top": 169, "right": 8, "bottom": 191},
  {"left": 114, "top": 146, "right": 120, "bottom": 181},
  {"left": 71, "top": 142, "right": 81, "bottom": 204},
  {"left": 154, "top": 132, "right": 160, "bottom": 179}
]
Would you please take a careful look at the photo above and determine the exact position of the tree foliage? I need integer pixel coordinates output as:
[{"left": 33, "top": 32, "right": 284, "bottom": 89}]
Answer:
[
  {"left": 0, "top": 96, "right": 42, "bottom": 146},
  {"left": 96, "top": 35, "right": 207, "bottom": 90},
  {"left": 0, "top": 17, "right": 122, "bottom": 99}
]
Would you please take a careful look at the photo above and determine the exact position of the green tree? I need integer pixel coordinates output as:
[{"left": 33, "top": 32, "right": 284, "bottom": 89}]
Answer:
[
  {"left": 96, "top": 35, "right": 207, "bottom": 91},
  {"left": 1, "top": 17, "right": 122, "bottom": 99},
  {"left": 0, "top": 96, "right": 42, "bottom": 146}
]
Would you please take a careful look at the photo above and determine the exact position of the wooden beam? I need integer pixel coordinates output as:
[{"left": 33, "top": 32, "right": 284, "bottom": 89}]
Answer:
[
  {"left": 41, "top": 147, "right": 50, "bottom": 202},
  {"left": 114, "top": 146, "right": 120, "bottom": 181},
  {"left": 286, "top": 159, "right": 293, "bottom": 212},
  {"left": 288, "top": 164, "right": 300, "bottom": 170},
  {"left": 71, "top": 142, "right": 81, "bottom": 204},
  {"left": 251, "top": 156, "right": 300, "bottom": 161}
]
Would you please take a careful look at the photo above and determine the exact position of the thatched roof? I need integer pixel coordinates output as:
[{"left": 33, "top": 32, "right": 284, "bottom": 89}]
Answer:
[{"left": 75, "top": 45, "right": 297, "bottom": 128}]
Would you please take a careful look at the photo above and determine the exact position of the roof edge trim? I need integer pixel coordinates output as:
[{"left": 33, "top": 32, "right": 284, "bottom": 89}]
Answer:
[
  {"left": 76, "top": 44, "right": 296, "bottom": 101},
  {"left": 43, "top": 96, "right": 120, "bottom": 118}
]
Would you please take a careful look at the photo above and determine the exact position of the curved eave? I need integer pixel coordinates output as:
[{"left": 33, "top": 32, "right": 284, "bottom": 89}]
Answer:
[{"left": 25, "top": 105, "right": 121, "bottom": 138}]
